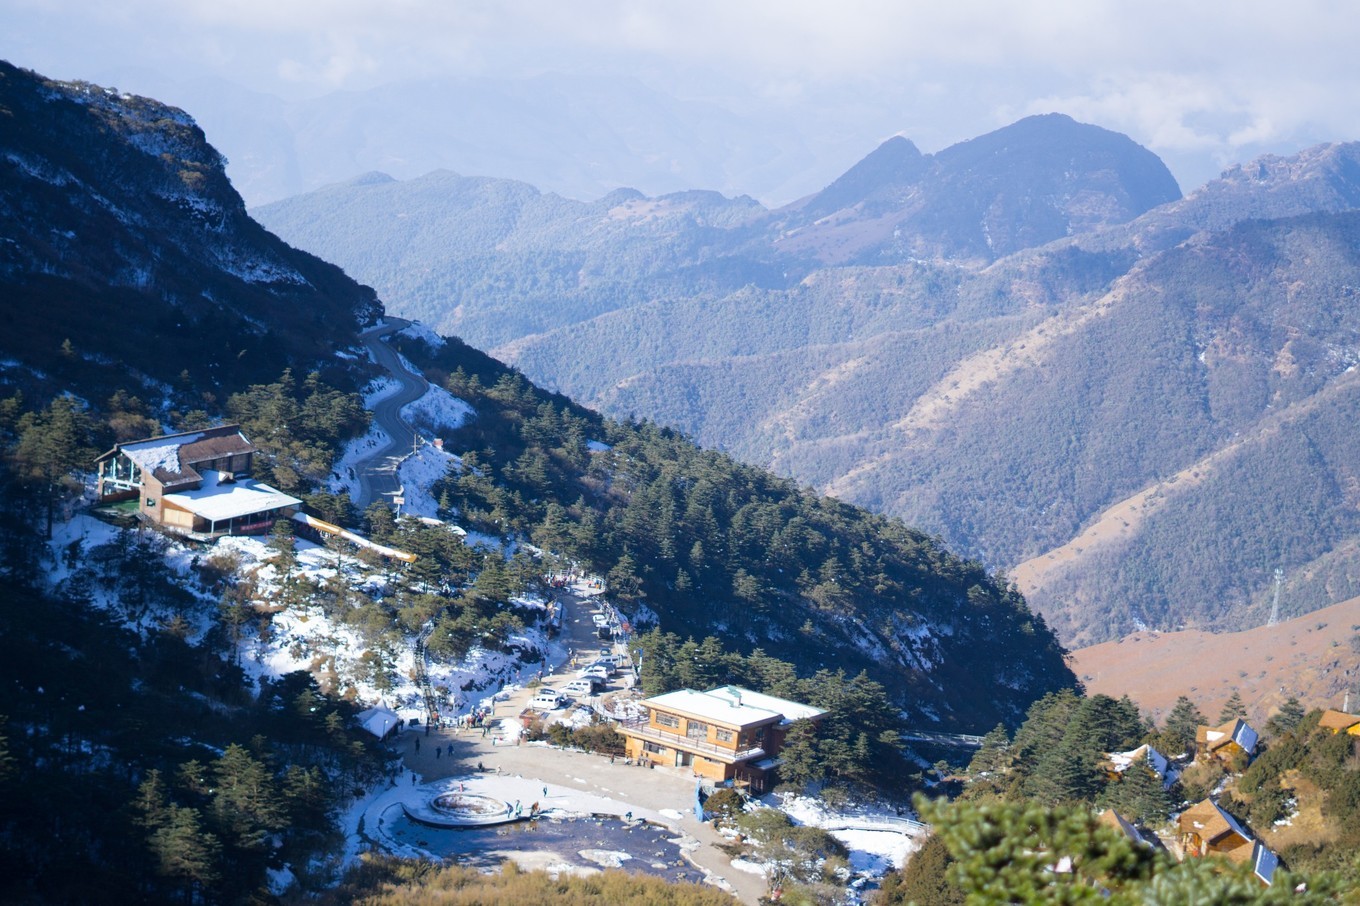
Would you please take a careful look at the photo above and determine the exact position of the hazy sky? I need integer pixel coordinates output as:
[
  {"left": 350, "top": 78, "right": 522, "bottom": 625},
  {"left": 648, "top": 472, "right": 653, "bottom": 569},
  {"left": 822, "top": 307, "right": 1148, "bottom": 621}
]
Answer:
[{"left": 5, "top": 0, "right": 1359, "bottom": 199}]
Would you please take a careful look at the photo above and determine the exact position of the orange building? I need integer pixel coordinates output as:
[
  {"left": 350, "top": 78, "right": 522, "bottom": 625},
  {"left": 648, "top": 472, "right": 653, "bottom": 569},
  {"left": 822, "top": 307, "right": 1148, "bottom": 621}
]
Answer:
[{"left": 619, "top": 685, "right": 824, "bottom": 791}]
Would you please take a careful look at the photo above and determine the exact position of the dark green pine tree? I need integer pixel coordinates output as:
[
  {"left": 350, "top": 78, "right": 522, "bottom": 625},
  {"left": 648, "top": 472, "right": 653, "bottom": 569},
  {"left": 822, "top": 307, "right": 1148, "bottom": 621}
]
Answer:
[
  {"left": 1266, "top": 697, "right": 1306, "bottom": 736},
  {"left": 210, "top": 744, "right": 286, "bottom": 855},
  {"left": 1102, "top": 756, "right": 1172, "bottom": 827},
  {"left": 969, "top": 724, "right": 1012, "bottom": 775},
  {"left": 876, "top": 833, "right": 965, "bottom": 905},
  {"left": 1218, "top": 691, "right": 1247, "bottom": 723},
  {"left": 1160, "top": 696, "right": 1206, "bottom": 757},
  {"left": 148, "top": 804, "right": 221, "bottom": 896},
  {"left": 777, "top": 719, "right": 823, "bottom": 791},
  {"left": 1027, "top": 737, "right": 1102, "bottom": 805},
  {"left": 12, "top": 396, "right": 99, "bottom": 538}
]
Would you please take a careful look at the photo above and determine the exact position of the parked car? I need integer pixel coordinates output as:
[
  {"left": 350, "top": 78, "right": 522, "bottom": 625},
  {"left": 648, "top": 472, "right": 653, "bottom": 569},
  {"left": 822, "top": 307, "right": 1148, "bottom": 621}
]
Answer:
[
  {"left": 578, "top": 665, "right": 610, "bottom": 683},
  {"left": 562, "top": 679, "right": 596, "bottom": 698},
  {"left": 528, "top": 691, "right": 564, "bottom": 710}
]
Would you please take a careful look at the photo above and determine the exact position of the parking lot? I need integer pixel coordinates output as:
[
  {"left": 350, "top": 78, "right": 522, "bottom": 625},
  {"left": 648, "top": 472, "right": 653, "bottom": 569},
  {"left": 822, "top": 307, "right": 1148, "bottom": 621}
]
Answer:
[{"left": 397, "top": 580, "right": 767, "bottom": 902}]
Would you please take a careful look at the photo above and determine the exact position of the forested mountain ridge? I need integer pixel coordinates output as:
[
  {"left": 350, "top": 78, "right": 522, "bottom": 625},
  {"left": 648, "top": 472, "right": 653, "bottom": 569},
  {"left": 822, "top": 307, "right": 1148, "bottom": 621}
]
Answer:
[
  {"left": 257, "top": 117, "right": 1360, "bottom": 646},
  {"left": 0, "top": 61, "right": 381, "bottom": 404}
]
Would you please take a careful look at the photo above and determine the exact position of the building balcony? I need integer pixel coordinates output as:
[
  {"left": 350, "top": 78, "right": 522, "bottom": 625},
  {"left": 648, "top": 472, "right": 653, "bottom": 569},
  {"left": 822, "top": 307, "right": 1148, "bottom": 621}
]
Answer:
[{"left": 617, "top": 719, "right": 766, "bottom": 764}]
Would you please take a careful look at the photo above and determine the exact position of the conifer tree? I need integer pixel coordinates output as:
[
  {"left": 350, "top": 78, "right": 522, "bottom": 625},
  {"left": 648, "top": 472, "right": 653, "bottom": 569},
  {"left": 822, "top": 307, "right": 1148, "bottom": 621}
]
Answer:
[
  {"left": 1160, "top": 696, "right": 1206, "bottom": 757},
  {"left": 1218, "top": 691, "right": 1247, "bottom": 723},
  {"left": 11, "top": 397, "right": 99, "bottom": 537},
  {"left": 148, "top": 804, "right": 221, "bottom": 895},
  {"left": 1266, "top": 697, "right": 1305, "bottom": 736}
]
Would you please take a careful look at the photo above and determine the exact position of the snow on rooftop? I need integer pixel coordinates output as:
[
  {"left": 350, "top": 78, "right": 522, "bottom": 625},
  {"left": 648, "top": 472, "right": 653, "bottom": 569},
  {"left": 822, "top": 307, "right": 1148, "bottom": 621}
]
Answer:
[
  {"left": 1107, "top": 744, "right": 1169, "bottom": 778},
  {"left": 646, "top": 686, "right": 824, "bottom": 727},
  {"left": 163, "top": 470, "right": 300, "bottom": 522},
  {"left": 121, "top": 431, "right": 204, "bottom": 475},
  {"left": 704, "top": 685, "right": 825, "bottom": 722}
]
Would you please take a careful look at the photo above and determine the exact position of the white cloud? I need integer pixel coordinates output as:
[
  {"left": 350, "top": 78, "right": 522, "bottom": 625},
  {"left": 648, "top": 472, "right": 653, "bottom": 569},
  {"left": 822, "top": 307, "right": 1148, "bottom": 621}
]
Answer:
[{"left": 3, "top": 0, "right": 1360, "bottom": 192}]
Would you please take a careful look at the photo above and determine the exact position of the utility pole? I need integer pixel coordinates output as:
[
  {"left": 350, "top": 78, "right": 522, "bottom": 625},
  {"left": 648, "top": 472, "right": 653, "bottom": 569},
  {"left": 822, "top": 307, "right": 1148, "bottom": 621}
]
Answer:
[{"left": 1267, "top": 567, "right": 1283, "bottom": 627}]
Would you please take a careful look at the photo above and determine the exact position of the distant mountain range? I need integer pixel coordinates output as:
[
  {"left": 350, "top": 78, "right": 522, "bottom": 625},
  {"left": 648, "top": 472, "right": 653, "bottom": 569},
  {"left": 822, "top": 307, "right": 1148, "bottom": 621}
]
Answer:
[
  {"left": 124, "top": 70, "right": 901, "bottom": 208},
  {"left": 256, "top": 115, "right": 1360, "bottom": 646},
  {"left": 0, "top": 60, "right": 1073, "bottom": 727}
]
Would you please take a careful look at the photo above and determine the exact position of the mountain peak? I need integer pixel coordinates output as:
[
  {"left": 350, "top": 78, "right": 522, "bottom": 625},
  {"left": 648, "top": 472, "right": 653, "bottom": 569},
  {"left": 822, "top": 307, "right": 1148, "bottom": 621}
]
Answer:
[{"left": 791, "top": 134, "right": 927, "bottom": 219}]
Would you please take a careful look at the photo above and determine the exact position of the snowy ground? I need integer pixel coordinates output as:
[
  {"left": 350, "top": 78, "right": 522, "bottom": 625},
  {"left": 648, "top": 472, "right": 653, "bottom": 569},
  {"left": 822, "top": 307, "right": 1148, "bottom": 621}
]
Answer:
[
  {"left": 397, "top": 320, "right": 446, "bottom": 351},
  {"left": 328, "top": 377, "right": 470, "bottom": 507},
  {"left": 774, "top": 793, "right": 927, "bottom": 875},
  {"left": 212, "top": 532, "right": 559, "bottom": 725}
]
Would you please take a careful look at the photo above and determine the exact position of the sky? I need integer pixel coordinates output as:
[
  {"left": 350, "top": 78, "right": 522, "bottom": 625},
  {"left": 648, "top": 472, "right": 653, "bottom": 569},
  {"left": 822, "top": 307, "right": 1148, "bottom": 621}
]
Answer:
[{"left": 4, "top": 0, "right": 1360, "bottom": 203}]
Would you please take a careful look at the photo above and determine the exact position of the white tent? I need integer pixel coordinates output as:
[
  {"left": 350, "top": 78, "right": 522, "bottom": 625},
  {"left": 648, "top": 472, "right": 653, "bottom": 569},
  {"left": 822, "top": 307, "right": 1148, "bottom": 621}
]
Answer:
[{"left": 356, "top": 705, "right": 402, "bottom": 740}]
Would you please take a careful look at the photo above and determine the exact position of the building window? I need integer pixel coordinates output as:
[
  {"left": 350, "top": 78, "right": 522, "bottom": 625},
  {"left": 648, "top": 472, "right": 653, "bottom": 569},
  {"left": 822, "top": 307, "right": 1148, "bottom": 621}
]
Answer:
[
  {"left": 687, "top": 720, "right": 708, "bottom": 739},
  {"left": 643, "top": 742, "right": 665, "bottom": 754},
  {"left": 715, "top": 728, "right": 734, "bottom": 743},
  {"left": 655, "top": 712, "right": 680, "bottom": 729},
  {"left": 145, "top": 498, "right": 156, "bottom": 507}
]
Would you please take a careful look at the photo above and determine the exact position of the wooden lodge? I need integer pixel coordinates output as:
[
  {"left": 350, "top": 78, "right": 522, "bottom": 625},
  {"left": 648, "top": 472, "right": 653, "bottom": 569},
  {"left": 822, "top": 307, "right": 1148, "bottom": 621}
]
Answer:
[
  {"left": 1177, "top": 799, "right": 1278, "bottom": 886},
  {"left": 1318, "top": 709, "right": 1360, "bottom": 736},
  {"left": 94, "top": 425, "right": 301, "bottom": 538},
  {"left": 618, "top": 685, "right": 825, "bottom": 791},
  {"left": 1194, "top": 717, "right": 1259, "bottom": 765}
]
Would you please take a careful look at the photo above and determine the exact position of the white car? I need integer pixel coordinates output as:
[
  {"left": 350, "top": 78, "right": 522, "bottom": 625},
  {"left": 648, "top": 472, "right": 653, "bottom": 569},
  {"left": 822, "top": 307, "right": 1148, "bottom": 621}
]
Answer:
[
  {"left": 528, "top": 691, "right": 564, "bottom": 710},
  {"left": 578, "top": 665, "right": 610, "bottom": 683},
  {"left": 562, "top": 679, "right": 596, "bottom": 697}
]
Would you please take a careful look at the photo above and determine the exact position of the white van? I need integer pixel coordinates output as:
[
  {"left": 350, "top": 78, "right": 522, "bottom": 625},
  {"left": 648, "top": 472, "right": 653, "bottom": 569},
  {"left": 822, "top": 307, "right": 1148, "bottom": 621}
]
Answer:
[
  {"left": 562, "top": 679, "right": 595, "bottom": 698},
  {"left": 528, "top": 690, "right": 564, "bottom": 710}
]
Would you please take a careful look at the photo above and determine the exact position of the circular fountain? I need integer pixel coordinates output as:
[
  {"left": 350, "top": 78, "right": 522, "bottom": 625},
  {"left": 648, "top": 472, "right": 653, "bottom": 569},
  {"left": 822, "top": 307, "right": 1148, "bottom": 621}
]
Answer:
[{"left": 403, "top": 789, "right": 524, "bottom": 828}]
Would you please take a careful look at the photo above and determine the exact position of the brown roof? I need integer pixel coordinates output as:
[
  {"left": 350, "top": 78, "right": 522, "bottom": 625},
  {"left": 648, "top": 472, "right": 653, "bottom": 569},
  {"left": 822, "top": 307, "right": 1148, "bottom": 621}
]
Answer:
[
  {"left": 179, "top": 431, "right": 255, "bottom": 467},
  {"left": 1178, "top": 799, "right": 1253, "bottom": 849},
  {"left": 96, "top": 424, "right": 254, "bottom": 488},
  {"left": 1099, "top": 809, "right": 1146, "bottom": 845},
  {"left": 1196, "top": 718, "right": 1258, "bottom": 754},
  {"left": 1319, "top": 709, "right": 1360, "bottom": 732}
]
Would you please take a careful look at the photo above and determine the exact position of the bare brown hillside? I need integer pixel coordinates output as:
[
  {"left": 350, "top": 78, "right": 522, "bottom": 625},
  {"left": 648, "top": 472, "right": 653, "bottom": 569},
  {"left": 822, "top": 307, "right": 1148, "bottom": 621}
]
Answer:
[{"left": 1070, "top": 595, "right": 1360, "bottom": 724}]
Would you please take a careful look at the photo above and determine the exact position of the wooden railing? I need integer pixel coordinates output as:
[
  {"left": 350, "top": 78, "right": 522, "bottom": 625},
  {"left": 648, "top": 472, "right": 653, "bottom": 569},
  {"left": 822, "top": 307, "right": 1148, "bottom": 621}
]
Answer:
[{"left": 617, "top": 719, "right": 766, "bottom": 763}]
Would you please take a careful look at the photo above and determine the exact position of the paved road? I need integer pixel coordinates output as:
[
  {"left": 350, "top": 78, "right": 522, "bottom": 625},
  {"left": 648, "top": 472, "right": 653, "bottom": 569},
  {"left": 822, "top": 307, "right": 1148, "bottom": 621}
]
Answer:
[{"left": 356, "top": 318, "right": 428, "bottom": 511}]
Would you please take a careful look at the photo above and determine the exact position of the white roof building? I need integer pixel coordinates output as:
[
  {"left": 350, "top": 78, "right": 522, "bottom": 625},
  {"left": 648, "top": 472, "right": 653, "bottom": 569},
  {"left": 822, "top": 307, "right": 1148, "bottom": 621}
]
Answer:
[{"left": 163, "top": 470, "right": 301, "bottom": 525}]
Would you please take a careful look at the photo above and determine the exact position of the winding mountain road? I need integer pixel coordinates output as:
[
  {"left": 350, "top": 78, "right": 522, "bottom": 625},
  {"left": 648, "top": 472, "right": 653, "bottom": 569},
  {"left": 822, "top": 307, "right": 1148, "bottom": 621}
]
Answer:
[{"left": 355, "top": 317, "right": 429, "bottom": 511}]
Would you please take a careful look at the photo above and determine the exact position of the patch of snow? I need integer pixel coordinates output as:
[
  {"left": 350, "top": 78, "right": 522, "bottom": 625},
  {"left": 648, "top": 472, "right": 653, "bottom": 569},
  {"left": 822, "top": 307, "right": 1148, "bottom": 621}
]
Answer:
[
  {"left": 363, "top": 376, "right": 402, "bottom": 408},
  {"left": 587, "top": 440, "right": 612, "bottom": 453},
  {"left": 775, "top": 793, "right": 926, "bottom": 873},
  {"left": 579, "top": 849, "right": 631, "bottom": 868},
  {"left": 401, "top": 384, "right": 474, "bottom": 435},
  {"left": 394, "top": 444, "right": 459, "bottom": 519},
  {"left": 397, "top": 320, "right": 446, "bottom": 350}
]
